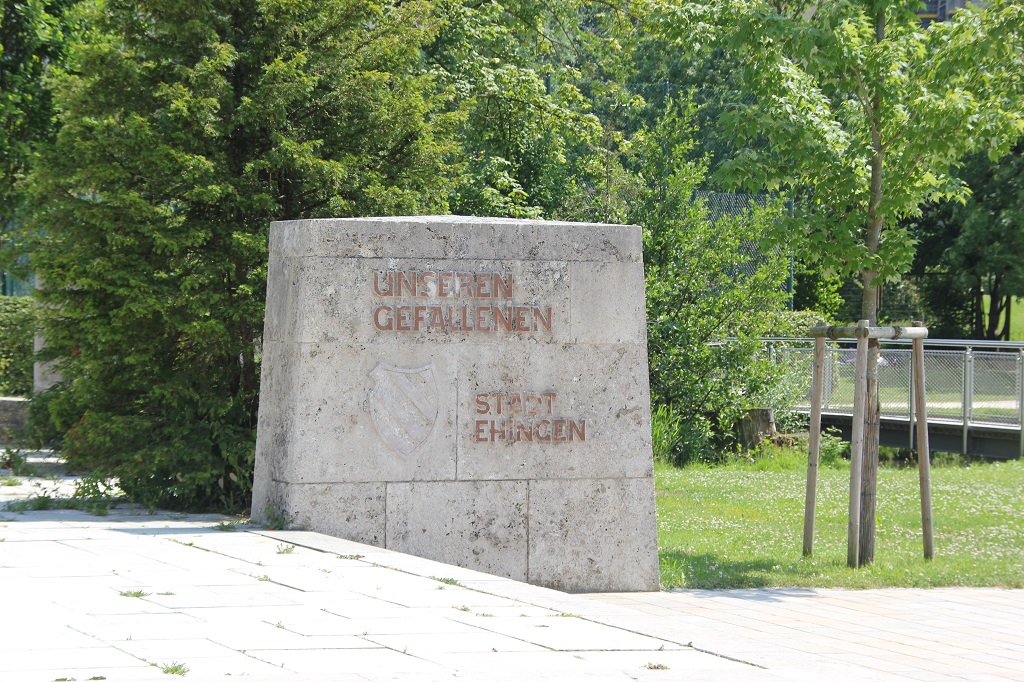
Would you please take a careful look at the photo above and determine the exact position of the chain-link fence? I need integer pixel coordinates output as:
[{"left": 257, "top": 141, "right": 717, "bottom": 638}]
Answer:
[{"left": 767, "top": 338, "right": 1024, "bottom": 432}]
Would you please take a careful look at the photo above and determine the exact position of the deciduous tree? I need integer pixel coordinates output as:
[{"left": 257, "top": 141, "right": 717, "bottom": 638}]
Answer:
[{"left": 912, "top": 143, "right": 1024, "bottom": 340}]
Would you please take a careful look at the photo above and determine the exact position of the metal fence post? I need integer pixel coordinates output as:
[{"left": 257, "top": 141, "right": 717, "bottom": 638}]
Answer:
[
  {"left": 1019, "top": 350, "right": 1023, "bottom": 460},
  {"left": 963, "top": 347, "right": 973, "bottom": 455}
]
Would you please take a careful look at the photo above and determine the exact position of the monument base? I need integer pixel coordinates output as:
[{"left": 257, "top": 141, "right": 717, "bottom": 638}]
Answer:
[{"left": 252, "top": 216, "right": 659, "bottom": 592}]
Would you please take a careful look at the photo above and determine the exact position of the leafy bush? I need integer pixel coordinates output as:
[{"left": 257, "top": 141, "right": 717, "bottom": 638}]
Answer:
[
  {"left": 0, "top": 297, "right": 34, "bottom": 397},
  {"left": 632, "top": 99, "right": 794, "bottom": 464}
]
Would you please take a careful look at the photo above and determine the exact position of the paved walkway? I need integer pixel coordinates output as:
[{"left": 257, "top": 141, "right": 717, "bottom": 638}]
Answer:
[{"left": 0, "top": 508, "right": 1022, "bottom": 681}]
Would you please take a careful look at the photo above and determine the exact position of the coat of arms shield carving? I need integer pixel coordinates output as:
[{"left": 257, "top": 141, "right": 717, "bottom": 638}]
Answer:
[{"left": 368, "top": 361, "right": 440, "bottom": 458}]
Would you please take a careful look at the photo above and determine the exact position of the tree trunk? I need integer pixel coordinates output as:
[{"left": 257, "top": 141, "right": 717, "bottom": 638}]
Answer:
[
  {"left": 1005, "top": 298, "right": 1012, "bottom": 341},
  {"left": 987, "top": 277, "right": 1003, "bottom": 340},
  {"left": 855, "top": 4, "right": 888, "bottom": 568},
  {"left": 859, "top": 279, "right": 881, "bottom": 567},
  {"left": 974, "top": 282, "right": 986, "bottom": 339}
]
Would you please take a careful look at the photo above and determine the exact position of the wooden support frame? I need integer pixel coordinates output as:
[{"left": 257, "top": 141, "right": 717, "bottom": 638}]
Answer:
[
  {"left": 803, "top": 321, "right": 934, "bottom": 565},
  {"left": 802, "top": 336, "right": 826, "bottom": 557},
  {"left": 912, "top": 323, "right": 935, "bottom": 560},
  {"left": 847, "top": 322, "right": 870, "bottom": 568}
]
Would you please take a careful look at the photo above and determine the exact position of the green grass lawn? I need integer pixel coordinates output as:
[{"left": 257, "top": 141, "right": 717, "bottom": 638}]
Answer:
[{"left": 656, "top": 454, "right": 1024, "bottom": 589}]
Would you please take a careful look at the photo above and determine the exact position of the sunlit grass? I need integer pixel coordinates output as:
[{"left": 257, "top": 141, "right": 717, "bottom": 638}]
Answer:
[{"left": 656, "top": 452, "right": 1024, "bottom": 589}]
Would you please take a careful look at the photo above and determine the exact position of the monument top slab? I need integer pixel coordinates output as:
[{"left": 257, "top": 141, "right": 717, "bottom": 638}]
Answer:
[{"left": 272, "top": 215, "right": 642, "bottom": 262}]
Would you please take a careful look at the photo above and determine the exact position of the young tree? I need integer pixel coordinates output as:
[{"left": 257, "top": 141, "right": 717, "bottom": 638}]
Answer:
[
  {"left": 17, "top": 0, "right": 454, "bottom": 510},
  {"left": 659, "top": 0, "right": 1024, "bottom": 564}
]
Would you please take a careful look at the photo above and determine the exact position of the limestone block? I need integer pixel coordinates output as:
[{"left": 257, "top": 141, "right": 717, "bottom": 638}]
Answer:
[
  {"left": 455, "top": 344, "right": 653, "bottom": 481},
  {"left": 273, "top": 482, "right": 386, "bottom": 547},
  {"left": 254, "top": 216, "right": 657, "bottom": 593},
  {"left": 527, "top": 478, "right": 660, "bottom": 592},
  {"left": 569, "top": 261, "right": 647, "bottom": 344},
  {"left": 385, "top": 481, "right": 528, "bottom": 581},
  {"left": 264, "top": 341, "right": 458, "bottom": 484}
]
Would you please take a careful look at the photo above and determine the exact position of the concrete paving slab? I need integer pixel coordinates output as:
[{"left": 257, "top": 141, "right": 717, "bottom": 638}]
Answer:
[
  {"left": 583, "top": 588, "right": 1024, "bottom": 682},
  {"left": 2, "top": 507, "right": 1023, "bottom": 681}
]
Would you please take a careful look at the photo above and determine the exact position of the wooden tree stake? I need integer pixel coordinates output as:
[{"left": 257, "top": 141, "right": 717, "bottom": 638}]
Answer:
[
  {"left": 912, "top": 323, "right": 935, "bottom": 560},
  {"left": 803, "top": 336, "right": 826, "bottom": 557},
  {"left": 804, "top": 321, "right": 932, "bottom": 568},
  {"left": 847, "top": 320, "right": 870, "bottom": 568}
]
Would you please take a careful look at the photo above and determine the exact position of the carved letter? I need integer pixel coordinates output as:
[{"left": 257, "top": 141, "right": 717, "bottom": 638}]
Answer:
[
  {"left": 493, "top": 306, "right": 513, "bottom": 332},
  {"left": 494, "top": 273, "right": 513, "bottom": 299},
  {"left": 552, "top": 419, "right": 568, "bottom": 443},
  {"left": 373, "top": 305, "right": 394, "bottom": 331},
  {"left": 396, "top": 271, "right": 415, "bottom": 297},
  {"left": 475, "top": 273, "right": 492, "bottom": 298},
  {"left": 395, "top": 305, "right": 412, "bottom": 332},
  {"left": 536, "top": 419, "right": 552, "bottom": 442},
  {"left": 373, "top": 271, "right": 394, "bottom": 296},
  {"left": 438, "top": 271, "right": 454, "bottom": 297},
  {"left": 534, "top": 306, "right": 552, "bottom": 332},
  {"left": 541, "top": 391, "right": 557, "bottom": 414},
  {"left": 456, "top": 272, "right": 473, "bottom": 297}
]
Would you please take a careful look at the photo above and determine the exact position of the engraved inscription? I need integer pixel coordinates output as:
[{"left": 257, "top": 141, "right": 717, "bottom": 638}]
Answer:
[
  {"left": 370, "top": 269, "right": 553, "bottom": 334},
  {"left": 368, "top": 362, "right": 440, "bottom": 458},
  {"left": 473, "top": 390, "right": 587, "bottom": 444}
]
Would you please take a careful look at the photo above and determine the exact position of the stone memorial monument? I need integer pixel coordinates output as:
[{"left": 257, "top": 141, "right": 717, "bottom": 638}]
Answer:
[{"left": 252, "top": 216, "right": 658, "bottom": 592}]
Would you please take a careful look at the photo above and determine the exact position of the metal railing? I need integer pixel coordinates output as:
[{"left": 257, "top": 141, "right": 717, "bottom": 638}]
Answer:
[{"left": 765, "top": 337, "right": 1024, "bottom": 457}]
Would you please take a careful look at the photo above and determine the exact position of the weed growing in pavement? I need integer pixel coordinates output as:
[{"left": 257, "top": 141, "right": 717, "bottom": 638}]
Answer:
[
  {"left": 337, "top": 554, "right": 364, "bottom": 560},
  {"left": 276, "top": 543, "right": 295, "bottom": 554},
  {"left": 263, "top": 506, "right": 286, "bottom": 530},
  {"left": 1, "top": 448, "right": 34, "bottom": 476},
  {"left": 72, "top": 474, "right": 119, "bottom": 515},
  {"left": 160, "top": 662, "right": 188, "bottom": 675},
  {"left": 4, "top": 496, "right": 53, "bottom": 511},
  {"left": 119, "top": 590, "right": 150, "bottom": 598},
  {"left": 645, "top": 663, "right": 670, "bottom": 670},
  {"left": 256, "top": 575, "right": 270, "bottom": 582},
  {"left": 2, "top": 483, "right": 117, "bottom": 515},
  {"left": 212, "top": 520, "right": 239, "bottom": 531},
  {"left": 453, "top": 605, "right": 470, "bottom": 612},
  {"left": 431, "top": 576, "right": 463, "bottom": 587}
]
